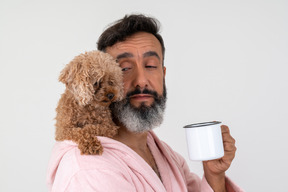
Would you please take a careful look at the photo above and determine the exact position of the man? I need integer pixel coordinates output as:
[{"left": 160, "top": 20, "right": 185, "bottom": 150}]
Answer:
[{"left": 47, "top": 14, "right": 242, "bottom": 191}]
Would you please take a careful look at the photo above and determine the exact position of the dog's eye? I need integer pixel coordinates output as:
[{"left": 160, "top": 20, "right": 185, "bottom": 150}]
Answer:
[{"left": 93, "top": 81, "right": 100, "bottom": 94}]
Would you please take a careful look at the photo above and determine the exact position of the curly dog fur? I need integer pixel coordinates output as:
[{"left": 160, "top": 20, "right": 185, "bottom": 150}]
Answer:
[{"left": 55, "top": 50, "right": 123, "bottom": 155}]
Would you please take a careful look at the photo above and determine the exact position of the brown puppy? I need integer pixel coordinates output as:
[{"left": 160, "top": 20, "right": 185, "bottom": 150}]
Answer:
[{"left": 55, "top": 50, "right": 123, "bottom": 155}]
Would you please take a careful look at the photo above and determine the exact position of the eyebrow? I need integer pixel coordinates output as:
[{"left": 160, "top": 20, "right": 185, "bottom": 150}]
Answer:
[
  {"left": 116, "top": 51, "right": 161, "bottom": 62},
  {"left": 143, "top": 51, "right": 160, "bottom": 60},
  {"left": 116, "top": 52, "right": 133, "bottom": 61}
]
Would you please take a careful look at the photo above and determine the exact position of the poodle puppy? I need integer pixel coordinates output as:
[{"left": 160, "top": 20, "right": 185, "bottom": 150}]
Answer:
[{"left": 55, "top": 50, "right": 123, "bottom": 155}]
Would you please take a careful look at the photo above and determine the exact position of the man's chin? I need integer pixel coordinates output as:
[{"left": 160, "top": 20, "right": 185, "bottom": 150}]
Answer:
[{"left": 110, "top": 85, "right": 167, "bottom": 133}]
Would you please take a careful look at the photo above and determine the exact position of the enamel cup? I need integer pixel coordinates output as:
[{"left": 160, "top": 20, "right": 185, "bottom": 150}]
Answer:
[{"left": 184, "top": 121, "right": 224, "bottom": 161}]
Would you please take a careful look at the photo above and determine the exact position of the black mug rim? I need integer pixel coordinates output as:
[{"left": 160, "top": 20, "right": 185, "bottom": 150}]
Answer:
[{"left": 183, "top": 121, "right": 221, "bottom": 128}]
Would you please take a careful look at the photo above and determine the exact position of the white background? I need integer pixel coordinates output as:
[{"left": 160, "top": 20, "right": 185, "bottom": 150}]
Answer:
[{"left": 1, "top": 0, "right": 287, "bottom": 191}]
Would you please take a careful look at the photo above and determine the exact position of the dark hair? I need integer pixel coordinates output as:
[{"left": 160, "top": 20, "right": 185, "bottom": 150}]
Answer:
[{"left": 97, "top": 14, "right": 165, "bottom": 61}]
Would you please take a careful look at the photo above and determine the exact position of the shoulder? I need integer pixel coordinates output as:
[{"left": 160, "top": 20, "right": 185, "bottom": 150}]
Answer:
[
  {"left": 56, "top": 140, "right": 126, "bottom": 173},
  {"left": 48, "top": 139, "right": 133, "bottom": 191}
]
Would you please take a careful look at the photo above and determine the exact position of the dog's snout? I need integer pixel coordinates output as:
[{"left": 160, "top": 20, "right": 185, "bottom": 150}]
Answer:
[{"left": 107, "top": 93, "right": 114, "bottom": 100}]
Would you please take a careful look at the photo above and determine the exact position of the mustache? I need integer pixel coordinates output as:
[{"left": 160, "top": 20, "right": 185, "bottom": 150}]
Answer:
[{"left": 126, "top": 87, "right": 159, "bottom": 99}]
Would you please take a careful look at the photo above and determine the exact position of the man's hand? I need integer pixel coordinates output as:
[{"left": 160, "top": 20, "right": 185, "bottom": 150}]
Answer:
[{"left": 203, "top": 125, "right": 237, "bottom": 192}]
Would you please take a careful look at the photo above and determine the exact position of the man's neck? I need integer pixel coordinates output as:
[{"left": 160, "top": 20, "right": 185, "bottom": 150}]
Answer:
[
  {"left": 113, "top": 126, "right": 148, "bottom": 152},
  {"left": 113, "top": 125, "right": 162, "bottom": 180}
]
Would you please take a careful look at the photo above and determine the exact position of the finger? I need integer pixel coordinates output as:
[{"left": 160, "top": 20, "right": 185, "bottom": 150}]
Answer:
[
  {"left": 222, "top": 141, "right": 237, "bottom": 162},
  {"left": 221, "top": 125, "right": 236, "bottom": 144},
  {"left": 223, "top": 147, "right": 236, "bottom": 161},
  {"left": 221, "top": 125, "right": 230, "bottom": 134},
  {"left": 222, "top": 132, "right": 236, "bottom": 144},
  {"left": 223, "top": 141, "right": 237, "bottom": 152},
  {"left": 220, "top": 145, "right": 236, "bottom": 165},
  {"left": 221, "top": 154, "right": 235, "bottom": 167},
  {"left": 220, "top": 125, "right": 237, "bottom": 156}
]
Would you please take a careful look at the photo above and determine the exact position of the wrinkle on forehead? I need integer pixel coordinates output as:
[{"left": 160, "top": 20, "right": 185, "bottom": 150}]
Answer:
[
  {"left": 106, "top": 32, "right": 163, "bottom": 60},
  {"left": 112, "top": 32, "right": 161, "bottom": 50}
]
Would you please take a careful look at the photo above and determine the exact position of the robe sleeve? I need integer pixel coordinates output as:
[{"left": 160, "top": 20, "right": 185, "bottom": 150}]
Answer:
[{"left": 172, "top": 149, "right": 244, "bottom": 192}]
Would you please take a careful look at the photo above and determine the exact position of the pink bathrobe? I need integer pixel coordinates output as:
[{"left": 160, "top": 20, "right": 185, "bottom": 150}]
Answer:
[{"left": 46, "top": 131, "right": 243, "bottom": 192}]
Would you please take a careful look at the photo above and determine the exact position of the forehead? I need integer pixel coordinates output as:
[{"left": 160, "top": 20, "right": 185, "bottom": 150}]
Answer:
[{"left": 106, "top": 32, "right": 162, "bottom": 59}]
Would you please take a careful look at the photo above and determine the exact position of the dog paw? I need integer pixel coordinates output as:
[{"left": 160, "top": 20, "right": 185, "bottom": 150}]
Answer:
[{"left": 78, "top": 138, "right": 103, "bottom": 155}]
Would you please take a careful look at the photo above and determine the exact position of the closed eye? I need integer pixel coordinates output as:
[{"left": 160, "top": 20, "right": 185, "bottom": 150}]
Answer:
[
  {"left": 145, "top": 58, "right": 159, "bottom": 69},
  {"left": 146, "top": 66, "right": 157, "bottom": 68},
  {"left": 93, "top": 82, "right": 99, "bottom": 89},
  {"left": 93, "top": 81, "right": 101, "bottom": 93},
  {"left": 122, "top": 67, "right": 131, "bottom": 72},
  {"left": 108, "top": 81, "right": 114, "bottom": 86}
]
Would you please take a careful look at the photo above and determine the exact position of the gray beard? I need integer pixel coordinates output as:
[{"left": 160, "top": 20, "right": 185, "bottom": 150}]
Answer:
[{"left": 110, "top": 85, "right": 167, "bottom": 133}]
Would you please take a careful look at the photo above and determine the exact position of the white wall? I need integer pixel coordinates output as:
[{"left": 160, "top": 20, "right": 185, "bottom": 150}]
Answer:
[{"left": 1, "top": 0, "right": 287, "bottom": 191}]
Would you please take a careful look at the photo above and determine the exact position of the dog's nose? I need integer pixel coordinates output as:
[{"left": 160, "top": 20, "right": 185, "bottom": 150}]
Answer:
[{"left": 107, "top": 93, "right": 114, "bottom": 100}]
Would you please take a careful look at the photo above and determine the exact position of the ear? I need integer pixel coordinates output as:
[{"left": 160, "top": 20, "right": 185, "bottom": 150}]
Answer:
[
  {"left": 69, "top": 72, "right": 105, "bottom": 106},
  {"left": 163, "top": 66, "right": 166, "bottom": 78},
  {"left": 58, "top": 59, "right": 80, "bottom": 85},
  {"left": 58, "top": 65, "right": 71, "bottom": 85},
  {"left": 58, "top": 57, "right": 98, "bottom": 106},
  {"left": 70, "top": 79, "right": 94, "bottom": 106}
]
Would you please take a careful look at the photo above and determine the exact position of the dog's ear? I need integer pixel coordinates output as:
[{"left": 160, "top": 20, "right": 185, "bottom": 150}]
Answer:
[
  {"left": 58, "top": 65, "right": 70, "bottom": 85},
  {"left": 58, "top": 54, "right": 105, "bottom": 106},
  {"left": 59, "top": 57, "right": 80, "bottom": 85}
]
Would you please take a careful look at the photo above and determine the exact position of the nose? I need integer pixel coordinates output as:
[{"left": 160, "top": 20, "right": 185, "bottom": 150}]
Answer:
[
  {"left": 133, "top": 67, "right": 148, "bottom": 89},
  {"left": 107, "top": 93, "right": 114, "bottom": 100}
]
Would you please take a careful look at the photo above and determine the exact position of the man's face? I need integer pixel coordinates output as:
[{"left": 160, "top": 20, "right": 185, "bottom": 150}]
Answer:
[
  {"left": 106, "top": 32, "right": 166, "bottom": 108},
  {"left": 106, "top": 32, "right": 167, "bottom": 132}
]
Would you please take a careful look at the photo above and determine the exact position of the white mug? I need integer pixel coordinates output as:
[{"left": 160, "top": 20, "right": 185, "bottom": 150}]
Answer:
[{"left": 184, "top": 121, "right": 224, "bottom": 161}]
